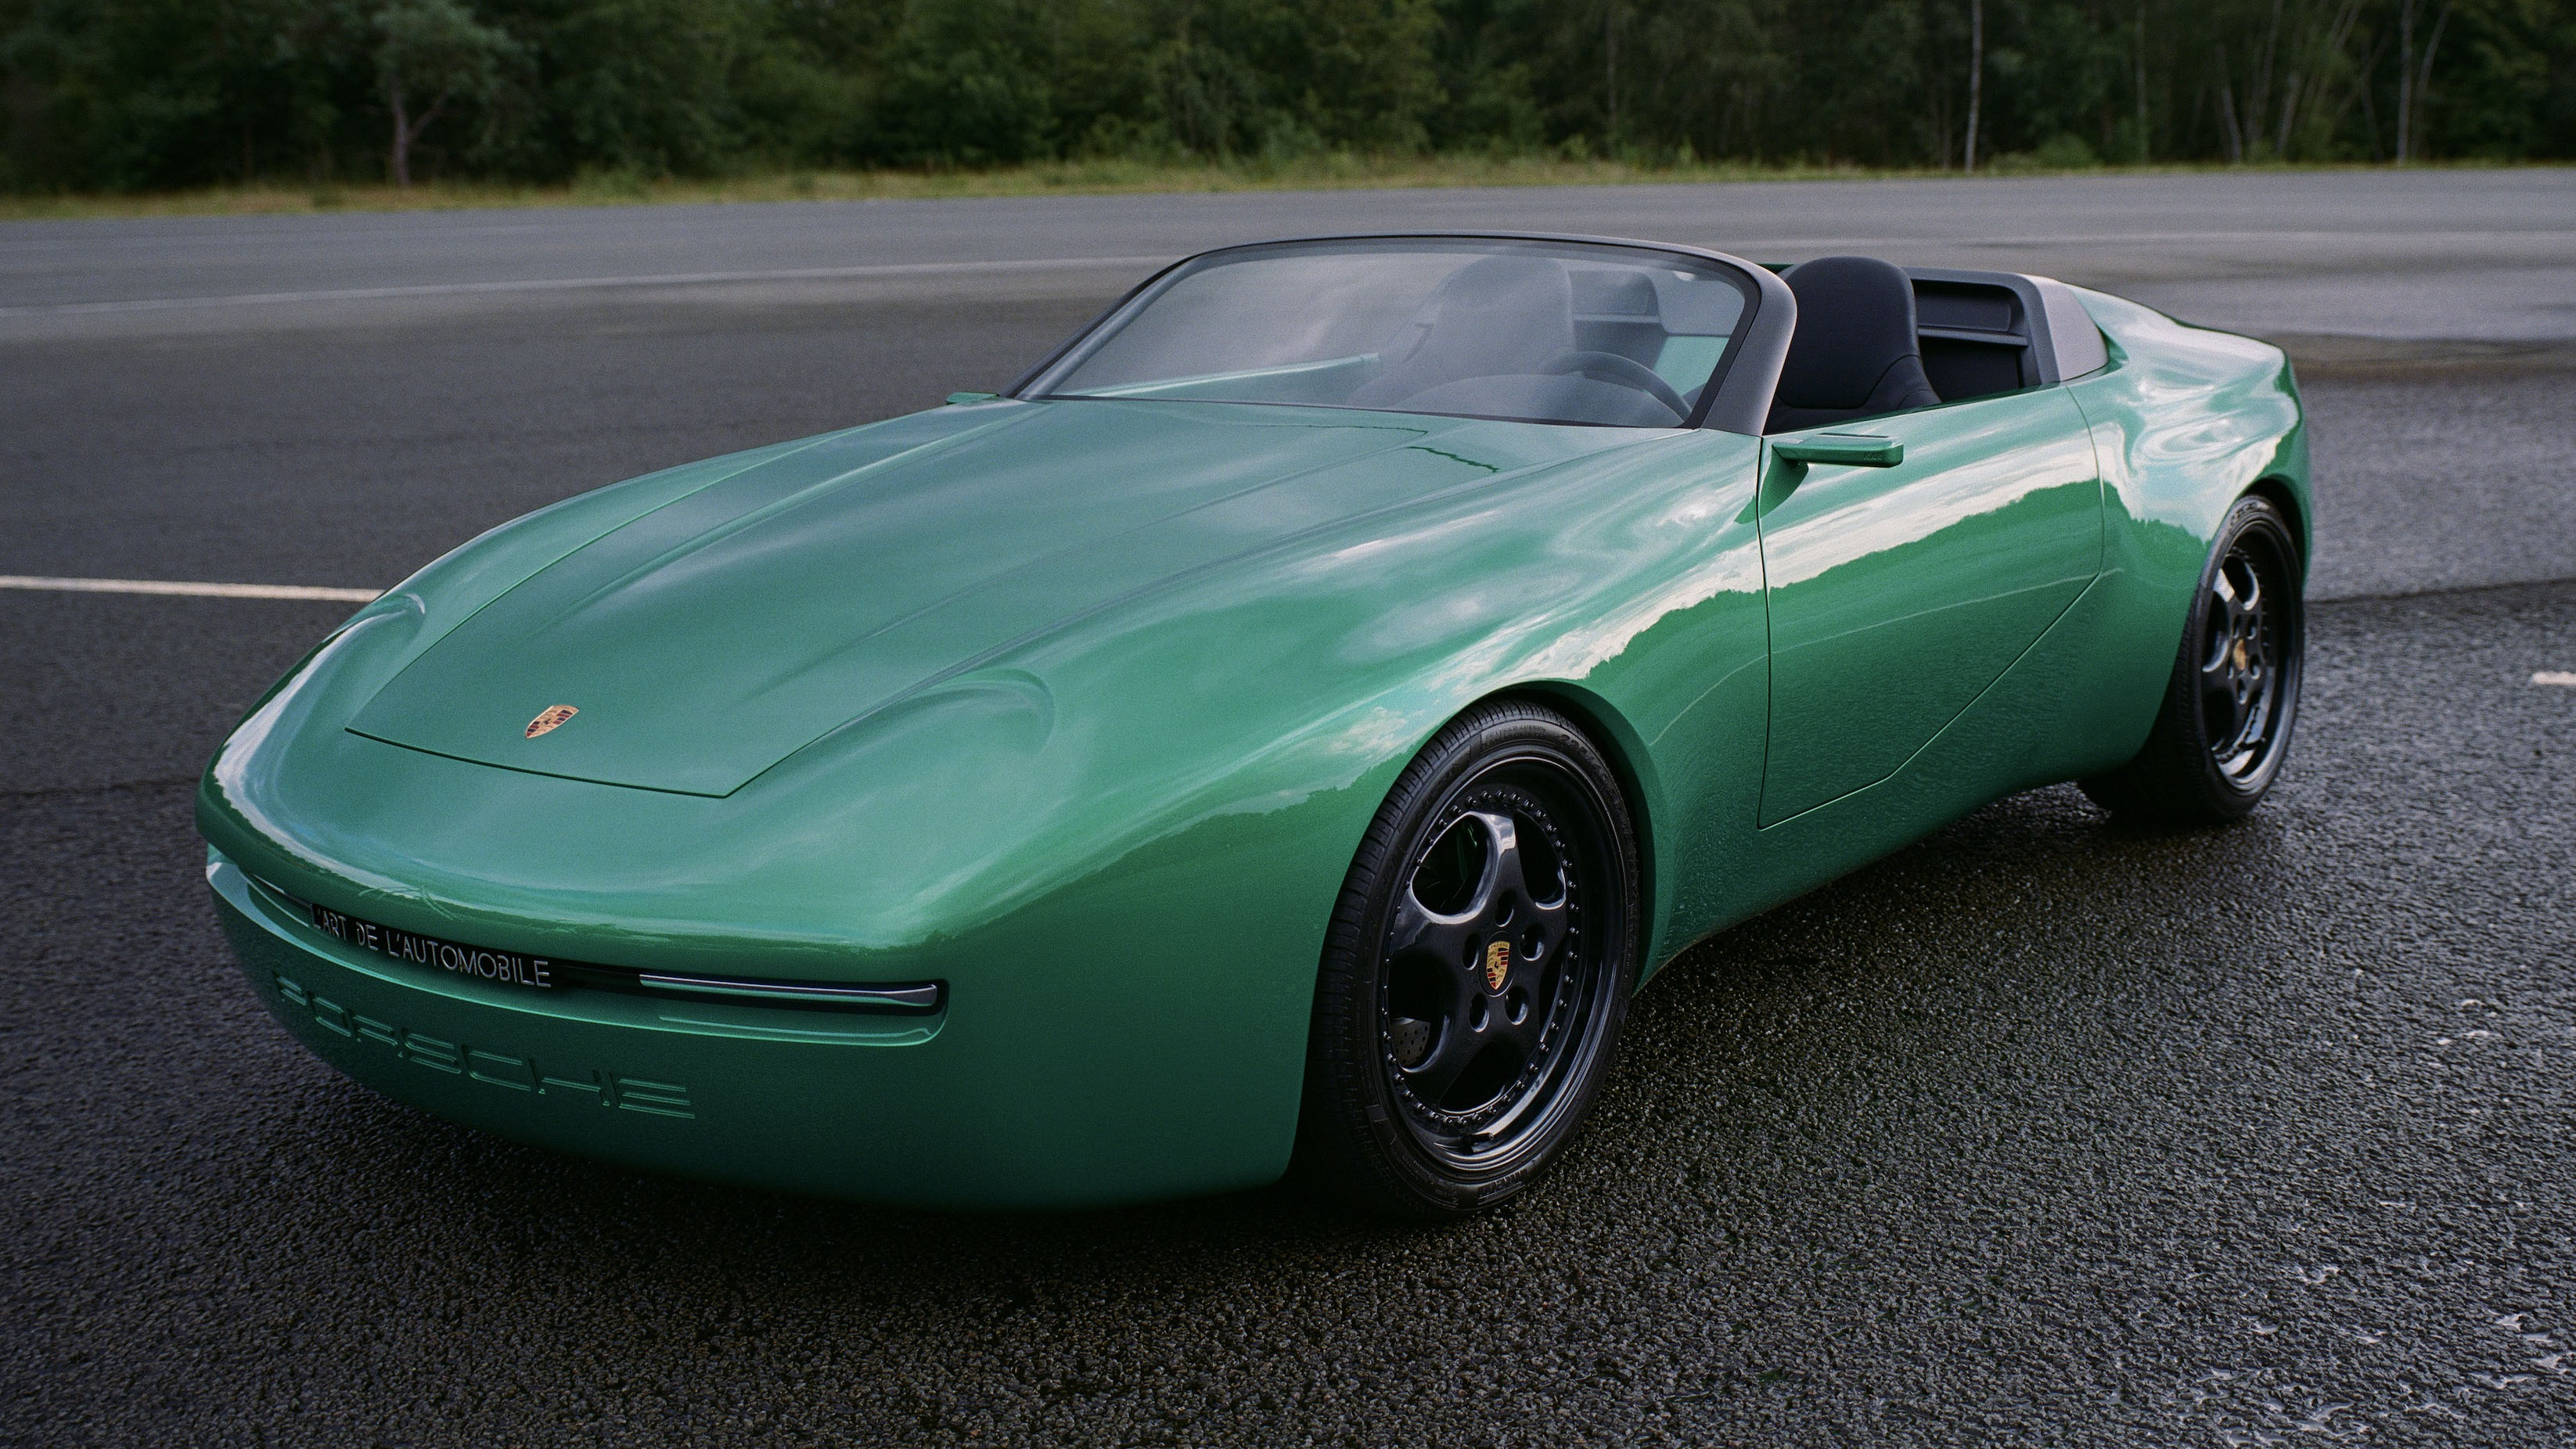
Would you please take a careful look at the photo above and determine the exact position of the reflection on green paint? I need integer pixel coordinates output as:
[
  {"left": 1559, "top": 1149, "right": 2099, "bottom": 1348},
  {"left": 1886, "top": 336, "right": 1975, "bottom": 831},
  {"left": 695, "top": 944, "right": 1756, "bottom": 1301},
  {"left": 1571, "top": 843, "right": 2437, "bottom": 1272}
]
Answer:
[{"left": 1757, "top": 387, "right": 2103, "bottom": 824}]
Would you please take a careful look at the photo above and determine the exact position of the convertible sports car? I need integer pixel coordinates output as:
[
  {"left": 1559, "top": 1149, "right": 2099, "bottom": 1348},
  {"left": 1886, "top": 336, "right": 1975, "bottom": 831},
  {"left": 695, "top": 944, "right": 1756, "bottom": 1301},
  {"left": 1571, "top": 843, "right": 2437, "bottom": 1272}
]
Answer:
[{"left": 200, "top": 234, "right": 2308, "bottom": 1217}]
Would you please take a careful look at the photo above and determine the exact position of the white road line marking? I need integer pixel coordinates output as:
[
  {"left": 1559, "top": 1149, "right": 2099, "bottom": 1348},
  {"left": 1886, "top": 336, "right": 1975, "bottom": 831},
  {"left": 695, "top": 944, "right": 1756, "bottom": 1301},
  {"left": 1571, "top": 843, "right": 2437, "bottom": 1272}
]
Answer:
[
  {"left": 2534, "top": 671, "right": 2576, "bottom": 686},
  {"left": 0, "top": 254, "right": 1174, "bottom": 318},
  {"left": 0, "top": 574, "right": 381, "bottom": 602}
]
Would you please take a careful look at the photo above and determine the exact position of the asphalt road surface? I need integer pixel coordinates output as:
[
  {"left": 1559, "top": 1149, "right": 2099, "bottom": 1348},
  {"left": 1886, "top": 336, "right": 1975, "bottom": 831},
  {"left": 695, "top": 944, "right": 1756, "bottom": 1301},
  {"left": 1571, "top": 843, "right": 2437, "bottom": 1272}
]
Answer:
[{"left": 5, "top": 171, "right": 2573, "bottom": 1446}]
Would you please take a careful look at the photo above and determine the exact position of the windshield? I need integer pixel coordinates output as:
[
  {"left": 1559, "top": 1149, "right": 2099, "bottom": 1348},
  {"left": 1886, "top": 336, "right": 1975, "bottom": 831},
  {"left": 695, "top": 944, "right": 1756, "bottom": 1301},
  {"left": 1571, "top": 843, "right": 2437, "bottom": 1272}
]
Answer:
[{"left": 1027, "top": 239, "right": 1754, "bottom": 429}]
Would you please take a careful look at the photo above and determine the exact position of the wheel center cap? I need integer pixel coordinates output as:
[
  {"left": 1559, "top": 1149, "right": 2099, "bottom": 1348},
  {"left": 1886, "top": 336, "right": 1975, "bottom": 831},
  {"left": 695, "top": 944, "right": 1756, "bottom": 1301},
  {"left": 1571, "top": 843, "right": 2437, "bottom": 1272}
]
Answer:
[
  {"left": 1481, "top": 938, "right": 1512, "bottom": 992},
  {"left": 2232, "top": 637, "right": 2250, "bottom": 671}
]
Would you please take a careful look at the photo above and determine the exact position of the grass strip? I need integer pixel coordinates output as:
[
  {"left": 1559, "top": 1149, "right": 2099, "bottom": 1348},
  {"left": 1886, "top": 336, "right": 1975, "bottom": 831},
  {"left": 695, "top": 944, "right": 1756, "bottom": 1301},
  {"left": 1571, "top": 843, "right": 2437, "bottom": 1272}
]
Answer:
[{"left": 2, "top": 155, "right": 2552, "bottom": 222}]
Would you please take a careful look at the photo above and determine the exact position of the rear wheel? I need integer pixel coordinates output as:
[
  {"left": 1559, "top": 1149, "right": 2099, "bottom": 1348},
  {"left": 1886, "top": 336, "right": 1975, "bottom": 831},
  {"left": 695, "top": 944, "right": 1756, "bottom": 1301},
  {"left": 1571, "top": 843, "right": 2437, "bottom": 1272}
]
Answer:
[
  {"left": 1294, "top": 701, "right": 1639, "bottom": 1219},
  {"left": 2082, "top": 494, "right": 2304, "bottom": 824}
]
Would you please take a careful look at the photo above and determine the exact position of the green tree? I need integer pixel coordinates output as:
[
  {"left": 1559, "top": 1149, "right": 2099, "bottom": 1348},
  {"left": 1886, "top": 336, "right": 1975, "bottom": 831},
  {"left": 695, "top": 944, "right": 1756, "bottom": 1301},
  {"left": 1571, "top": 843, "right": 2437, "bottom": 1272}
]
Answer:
[
  {"left": 375, "top": 0, "right": 521, "bottom": 184},
  {"left": 869, "top": 0, "right": 1059, "bottom": 164},
  {"left": 6, "top": 0, "right": 2576, "bottom": 191}
]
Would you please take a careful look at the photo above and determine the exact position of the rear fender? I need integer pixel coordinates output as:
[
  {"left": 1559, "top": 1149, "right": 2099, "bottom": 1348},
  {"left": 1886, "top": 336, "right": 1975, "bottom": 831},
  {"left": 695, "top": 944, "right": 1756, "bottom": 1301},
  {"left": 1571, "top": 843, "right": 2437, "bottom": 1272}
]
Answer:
[{"left": 2058, "top": 289, "right": 2310, "bottom": 776}]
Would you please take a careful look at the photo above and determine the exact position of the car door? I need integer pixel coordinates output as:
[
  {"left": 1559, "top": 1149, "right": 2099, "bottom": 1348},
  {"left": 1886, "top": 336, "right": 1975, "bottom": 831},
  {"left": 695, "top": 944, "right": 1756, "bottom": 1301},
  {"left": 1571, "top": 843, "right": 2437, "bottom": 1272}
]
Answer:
[{"left": 1755, "top": 387, "right": 2103, "bottom": 825}]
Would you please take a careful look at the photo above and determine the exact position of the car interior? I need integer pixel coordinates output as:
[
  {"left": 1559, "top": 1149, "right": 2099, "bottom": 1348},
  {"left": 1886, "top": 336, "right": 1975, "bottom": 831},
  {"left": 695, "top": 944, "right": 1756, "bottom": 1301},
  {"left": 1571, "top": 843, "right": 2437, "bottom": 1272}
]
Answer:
[
  {"left": 1051, "top": 247, "right": 1740, "bottom": 429},
  {"left": 1044, "top": 243, "right": 2099, "bottom": 434},
  {"left": 1341, "top": 252, "right": 2088, "bottom": 433},
  {"left": 1341, "top": 253, "right": 1740, "bottom": 428},
  {"left": 1761, "top": 255, "right": 2097, "bottom": 433},
  {"left": 1761, "top": 255, "right": 1946, "bottom": 433}
]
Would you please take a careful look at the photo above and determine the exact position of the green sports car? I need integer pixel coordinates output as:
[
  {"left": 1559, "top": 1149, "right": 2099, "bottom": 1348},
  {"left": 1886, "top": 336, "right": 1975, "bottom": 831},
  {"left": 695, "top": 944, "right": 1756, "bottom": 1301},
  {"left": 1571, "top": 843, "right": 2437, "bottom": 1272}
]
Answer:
[{"left": 200, "top": 234, "right": 2308, "bottom": 1217}]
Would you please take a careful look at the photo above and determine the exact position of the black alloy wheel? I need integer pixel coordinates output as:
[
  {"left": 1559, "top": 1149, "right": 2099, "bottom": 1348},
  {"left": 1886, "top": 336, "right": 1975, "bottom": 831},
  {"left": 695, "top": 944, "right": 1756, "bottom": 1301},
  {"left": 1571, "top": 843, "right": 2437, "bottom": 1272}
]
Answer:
[
  {"left": 2200, "top": 539, "right": 2290, "bottom": 781},
  {"left": 1295, "top": 700, "right": 1639, "bottom": 1218},
  {"left": 2082, "top": 494, "right": 2305, "bottom": 824}
]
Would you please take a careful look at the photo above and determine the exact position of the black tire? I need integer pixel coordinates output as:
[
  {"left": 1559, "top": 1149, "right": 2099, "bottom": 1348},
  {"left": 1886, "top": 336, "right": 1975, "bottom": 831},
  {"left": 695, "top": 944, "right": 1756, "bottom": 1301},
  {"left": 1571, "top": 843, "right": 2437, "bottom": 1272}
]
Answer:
[
  {"left": 1293, "top": 699, "right": 1639, "bottom": 1219},
  {"left": 2081, "top": 494, "right": 2304, "bottom": 825}
]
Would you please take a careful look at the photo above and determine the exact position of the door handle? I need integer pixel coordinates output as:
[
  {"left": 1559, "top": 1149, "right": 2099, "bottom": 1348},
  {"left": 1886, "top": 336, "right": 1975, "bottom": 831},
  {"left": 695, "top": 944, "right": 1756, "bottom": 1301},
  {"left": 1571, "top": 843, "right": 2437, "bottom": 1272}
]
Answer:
[
  {"left": 1761, "top": 433, "right": 1904, "bottom": 515},
  {"left": 1772, "top": 433, "right": 1904, "bottom": 467}
]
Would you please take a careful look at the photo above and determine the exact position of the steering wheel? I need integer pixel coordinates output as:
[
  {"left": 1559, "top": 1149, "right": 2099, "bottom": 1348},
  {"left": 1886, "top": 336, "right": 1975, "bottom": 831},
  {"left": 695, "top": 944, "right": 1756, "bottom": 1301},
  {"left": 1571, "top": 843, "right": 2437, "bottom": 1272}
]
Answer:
[{"left": 1538, "top": 350, "right": 1691, "bottom": 421}]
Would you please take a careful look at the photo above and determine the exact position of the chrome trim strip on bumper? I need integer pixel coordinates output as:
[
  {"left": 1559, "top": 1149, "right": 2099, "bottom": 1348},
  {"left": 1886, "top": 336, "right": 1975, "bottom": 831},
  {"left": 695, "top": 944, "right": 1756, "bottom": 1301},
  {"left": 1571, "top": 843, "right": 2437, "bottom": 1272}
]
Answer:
[{"left": 635, "top": 974, "right": 944, "bottom": 1012}]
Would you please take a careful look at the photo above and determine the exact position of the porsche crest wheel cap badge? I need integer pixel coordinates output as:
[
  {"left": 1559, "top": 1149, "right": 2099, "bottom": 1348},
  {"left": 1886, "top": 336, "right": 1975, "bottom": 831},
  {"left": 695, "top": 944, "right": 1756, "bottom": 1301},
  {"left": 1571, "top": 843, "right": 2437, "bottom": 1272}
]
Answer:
[
  {"left": 524, "top": 705, "right": 579, "bottom": 739},
  {"left": 1484, "top": 938, "right": 1512, "bottom": 991}
]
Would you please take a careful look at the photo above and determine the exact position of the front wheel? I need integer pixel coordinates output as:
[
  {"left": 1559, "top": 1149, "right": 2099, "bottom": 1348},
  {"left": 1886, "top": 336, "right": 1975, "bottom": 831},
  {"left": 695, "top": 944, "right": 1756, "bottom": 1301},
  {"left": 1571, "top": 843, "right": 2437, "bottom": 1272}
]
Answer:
[
  {"left": 1293, "top": 701, "right": 1639, "bottom": 1219},
  {"left": 2082, "top": 494, "right": 2305, "bottom": 825}
]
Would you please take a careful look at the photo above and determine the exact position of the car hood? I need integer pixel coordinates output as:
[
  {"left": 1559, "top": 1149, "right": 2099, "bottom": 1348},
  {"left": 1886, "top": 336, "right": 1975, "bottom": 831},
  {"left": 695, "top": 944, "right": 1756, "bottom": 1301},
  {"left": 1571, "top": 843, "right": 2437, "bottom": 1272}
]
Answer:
[{"left": 347, "top": 400, "right": 1639, "bottom": 796}]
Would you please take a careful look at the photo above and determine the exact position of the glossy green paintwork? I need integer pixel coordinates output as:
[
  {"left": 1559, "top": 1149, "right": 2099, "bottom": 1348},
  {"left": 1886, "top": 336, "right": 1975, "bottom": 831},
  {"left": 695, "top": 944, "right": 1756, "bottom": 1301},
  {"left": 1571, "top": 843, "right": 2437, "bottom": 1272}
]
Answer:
[
  {"left": 1756, "top": 387, "right": 2103, "bottom": 822},
  {"left": 347, "top": 403, "right": 1537, "bottom": 796},
  {"left": 199, "top": 285, "right": 2307, "bottom": 1208}
]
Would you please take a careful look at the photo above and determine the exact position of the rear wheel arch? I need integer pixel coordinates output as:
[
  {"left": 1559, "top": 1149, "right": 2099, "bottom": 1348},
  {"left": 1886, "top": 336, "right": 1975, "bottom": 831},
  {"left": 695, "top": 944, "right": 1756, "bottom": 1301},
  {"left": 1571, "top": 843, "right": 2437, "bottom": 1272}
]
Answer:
[
  {"left": 2081, "top": 491, "right": 2304, "bottom": 824},
  {"left": 2244, "top": 475, "right": 2310, "bottom": 572}
]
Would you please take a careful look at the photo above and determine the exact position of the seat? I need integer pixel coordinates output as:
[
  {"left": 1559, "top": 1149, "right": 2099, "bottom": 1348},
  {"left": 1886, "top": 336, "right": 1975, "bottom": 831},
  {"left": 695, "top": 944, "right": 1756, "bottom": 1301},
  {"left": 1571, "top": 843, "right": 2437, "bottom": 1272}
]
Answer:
[
  {"left": 1348, "top": 254, "right": 1576, "bottom": 409},
  {"left": 1763, "top": 255, "right": 1942, "bottom": 433}
]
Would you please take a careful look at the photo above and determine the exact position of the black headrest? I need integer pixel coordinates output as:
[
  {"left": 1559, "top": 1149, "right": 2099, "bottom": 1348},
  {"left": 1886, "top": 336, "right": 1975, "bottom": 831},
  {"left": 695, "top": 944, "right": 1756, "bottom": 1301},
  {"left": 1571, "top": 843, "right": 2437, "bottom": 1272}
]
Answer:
[{"left": 1767, "top": 255, "right": 1941, "bottom": 433}]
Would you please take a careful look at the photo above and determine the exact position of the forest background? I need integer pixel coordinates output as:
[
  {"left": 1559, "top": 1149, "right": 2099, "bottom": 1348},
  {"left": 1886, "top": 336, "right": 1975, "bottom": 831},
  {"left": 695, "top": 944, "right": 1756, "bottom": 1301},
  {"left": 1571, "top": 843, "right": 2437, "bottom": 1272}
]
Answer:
[{"left": 3, "top": 0, "right": 2571, "bottom": 198}]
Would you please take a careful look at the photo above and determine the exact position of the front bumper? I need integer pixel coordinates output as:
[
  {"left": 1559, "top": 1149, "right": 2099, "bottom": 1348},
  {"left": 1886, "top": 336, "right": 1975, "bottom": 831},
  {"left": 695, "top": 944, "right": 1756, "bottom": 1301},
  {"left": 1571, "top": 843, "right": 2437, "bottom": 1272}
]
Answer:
[{"left": 208, "top": 849, "right": 1283, "bottom": 1206}]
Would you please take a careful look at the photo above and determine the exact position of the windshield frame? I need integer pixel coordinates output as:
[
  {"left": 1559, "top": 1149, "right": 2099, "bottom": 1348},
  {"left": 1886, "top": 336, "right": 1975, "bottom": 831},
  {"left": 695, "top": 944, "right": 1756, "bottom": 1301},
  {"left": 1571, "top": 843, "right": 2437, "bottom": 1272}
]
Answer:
[{"left": 1008, "top": 232, "right": 1783, "bottom": 433}]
